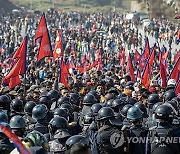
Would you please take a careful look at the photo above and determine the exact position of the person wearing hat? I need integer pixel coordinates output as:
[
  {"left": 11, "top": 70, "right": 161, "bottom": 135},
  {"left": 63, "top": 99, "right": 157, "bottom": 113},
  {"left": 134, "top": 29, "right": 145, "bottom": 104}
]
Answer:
[{"left": 126, "top": 106, "right": 148, "bottom": 154}]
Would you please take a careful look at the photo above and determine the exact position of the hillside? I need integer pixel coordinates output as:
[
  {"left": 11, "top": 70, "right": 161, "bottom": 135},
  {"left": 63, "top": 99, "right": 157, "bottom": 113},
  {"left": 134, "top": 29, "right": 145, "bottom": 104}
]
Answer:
[
  {"left": 0, "top": 0, "right": 18, "bottom": 13},
  {"left": 9, "top": 0, "right": 131, "bottom": 12}
]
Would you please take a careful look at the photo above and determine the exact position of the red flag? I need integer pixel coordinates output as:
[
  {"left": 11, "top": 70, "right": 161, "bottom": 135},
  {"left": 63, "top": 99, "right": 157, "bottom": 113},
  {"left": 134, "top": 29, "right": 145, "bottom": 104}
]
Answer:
[
  {"left": 175, "top": 80, "right": 180, "bottom": 95},
  {"left": 169, "top": 57, "right": 180, "bottom": 82},
  {"left": 127, "top": 54, "right": 135, "bottom": 81},
  {"left": 59, "top": 59, "right": 69, "bottom": 88},
  {"left": 141, "top": 63, "right": 150, "bottom": 89},
  {"left": 148, "top": 46, "right": 155, "bottom": 66},
  {"left": 34, "top": 14, "right": 53, "bottom": 61},
  {"left": 0, "top": 123, "right": 30, "bottom": 154},
  {"left": 134, "top": 50, "right": 141, "bottom": 62},
  {"left": 160, "top": 60, "right": 167, "bottom": 87},
  {"left": 53, "top": 30, "right": 64, "bottom": 59},
  {"left": 138, "top": 60, "right": 146, "bottom": 71},
  {"left": 3, "top": 37, "right": 27, "bottom": 89},
  {"left": 142, "top": 37, "right": 150, "bottom": 60},
  {"left": 119, "top": 49, "right": 126, "bottom": 65},
  {"left": 174, "top": 50, "right": 180, "bottom": 63}
]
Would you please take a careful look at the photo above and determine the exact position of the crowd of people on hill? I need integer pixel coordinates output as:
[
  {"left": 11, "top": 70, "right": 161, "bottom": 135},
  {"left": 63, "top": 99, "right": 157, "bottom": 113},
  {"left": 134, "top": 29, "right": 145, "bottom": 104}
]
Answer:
[{"left": 0, "top": 8, "right": 179, "bottom": 154}]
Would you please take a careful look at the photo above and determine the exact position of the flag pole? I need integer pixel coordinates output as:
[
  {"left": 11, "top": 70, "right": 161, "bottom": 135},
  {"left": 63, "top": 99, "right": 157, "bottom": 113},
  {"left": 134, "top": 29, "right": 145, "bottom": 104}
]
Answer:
[{"left": 24, "top": 36, "right": 28, "bottom": 97}]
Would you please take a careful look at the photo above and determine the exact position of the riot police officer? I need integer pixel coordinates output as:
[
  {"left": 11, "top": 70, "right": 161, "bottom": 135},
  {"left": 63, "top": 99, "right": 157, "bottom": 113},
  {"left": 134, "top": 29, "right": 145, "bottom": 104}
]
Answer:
[
  {"left": 126, "top": 106, "right": 148, "bottom": 154},
  {"left": 146, "top": 104, "right": 180, "bottom": 154},
  {"left": 0, "top": 111, "right": 8, "bottom": 123},
  {"left": 96, "top": 107, "right": 125, "bottom": 154},
  {"left": 9, "top": 115, "right": 26, "bottom": 138},
  {"left": 32, "top": 104, "right": 49, "bottom": 134},
  {"left": 9, "top": 99, "right": 24, "bottom": 119},
  {"left": 146, "top": 94, "right": 160, "bottom": 128},
  {"left": 23, "top": 101, "right": 37, "bottom": 132},
  {"left": 48, "top": 116, "right": 71, "bottom": 153},
  {"left": 0, "top": 122, "right": 15, "bottom": 154},
  {"left": 0, "top": 95, "right": 10, "bottom": 118}
]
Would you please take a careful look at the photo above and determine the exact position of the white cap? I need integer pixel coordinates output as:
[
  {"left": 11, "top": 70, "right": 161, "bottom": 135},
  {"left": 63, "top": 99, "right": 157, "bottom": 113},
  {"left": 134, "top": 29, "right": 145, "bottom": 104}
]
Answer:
[{"left": 167, "top": 79, "right": 176, "bottom": 86}]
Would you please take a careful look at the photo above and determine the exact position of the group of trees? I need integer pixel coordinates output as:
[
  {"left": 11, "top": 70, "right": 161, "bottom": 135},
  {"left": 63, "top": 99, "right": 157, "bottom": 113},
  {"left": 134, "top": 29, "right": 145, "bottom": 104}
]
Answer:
[{"left": 74, "top": 0, "right": 123, "bottom": 7}]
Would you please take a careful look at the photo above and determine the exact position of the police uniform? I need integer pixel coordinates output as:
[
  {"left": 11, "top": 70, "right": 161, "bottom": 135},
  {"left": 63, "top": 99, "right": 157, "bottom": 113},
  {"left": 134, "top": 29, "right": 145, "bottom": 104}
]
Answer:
[{"left": 96, "top": 125, "right": 126, "bottom": 154}]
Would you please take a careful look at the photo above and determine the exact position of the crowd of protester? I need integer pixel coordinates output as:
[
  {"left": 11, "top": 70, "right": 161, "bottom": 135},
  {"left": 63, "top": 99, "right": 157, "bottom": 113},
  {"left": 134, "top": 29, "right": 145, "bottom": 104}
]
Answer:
[{"left": 0, "top": 8, "right": 179, "bottom": 154}]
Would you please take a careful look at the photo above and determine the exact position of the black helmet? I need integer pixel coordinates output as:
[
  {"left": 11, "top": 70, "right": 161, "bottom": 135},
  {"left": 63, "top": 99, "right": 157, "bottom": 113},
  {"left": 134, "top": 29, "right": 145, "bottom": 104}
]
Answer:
[
  {"left": 91, "top": 103, "right": 102, "bottom": 115},
  {"left": 165, "top": 101, "right": 179, "bottom": 115},
  {"left": 147, "top": 94, "right": 160, "bottom": 105},
  {"left": 112, "top": 99, "right": 126, "bottom": 108},
  {"left": 106, "top": 99, "right": 114, "bottom": 107},
  {"left": 24, "top": 101, "right": 36, "bottom": 115},
  {"left": 10, "top": 115, "right": 26, "bottom": 129},
  {"left": 49, "top": 117, "right": 68, "bottom": 134},
  {"left": 0, "top": 95, "right": 10, "bottom": 110},
  {"left": 83, "top": 94, "right": 97, "bottom": 106},
  {"left": 120, "top": 104, "right": 133, "bottom": 117},
  {"left": 97, "top": 107, "right": 115, "bottom": 120},
  {"left": 53, "top": 108, "right": 69, "bottom": 120},
  {"left": 11, "top": 99, "right": 23, "bottom": 113},
  {"left": 69, "top": 93, "right": 80, "bottom": 107},
  {"left": 66, "top": 135, "right": 89, "bottom": 150},
  {"left": 152, "top": 102, "right": 163, "bottom": 112},
  {"left": 83, "top": 112, "right": 94, "bottom": 125},
  {"left": 60, "top": 103, "right": 73, "bottom": 113},
  {"left": 88, "top": 90, "right": 100, "bottom": 103},
  {"left": 57, "top": 96, "right": 71, "bottom": 106},
  {"left": 134, "top": 102, "right": 148, "bottom": 118},
  {"left": 32, "top": 104, "right": 48, "bottom": 120},
  {"left": 47, "top": 90, "right": 60, "bottom": 102},
  {"left": 164, "top": 90, "right": 176, "bottom": 101},
  {"left": 39, "top": 96, "right": 52, "bottom": 109},
  {"left": 128, "top": 97, "right": 137, "bottom": 105},
  {"left": 155, "top": 105, "right": 174, "bottom": 123},
  {"left": 0, "top": 111, "right": 8, "bottom": 123}
]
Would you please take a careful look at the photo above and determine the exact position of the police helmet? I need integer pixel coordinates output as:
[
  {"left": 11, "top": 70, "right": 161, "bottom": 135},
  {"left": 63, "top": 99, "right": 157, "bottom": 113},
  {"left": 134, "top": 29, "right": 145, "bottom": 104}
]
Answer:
[
  {"left": 24, "top": 101, "right": 36, "bottom": 115},
  {"left": 91, "top": 103, "right": 102, "bottom": 115},
  {"left": 155, "top": 104, "right": 174, "bottom": 123},
  {"left": 60, "top": 103, "right": 73, "bottom": 113},
  {"left": 134, "top": 102, "right": 148, "bottom": 118},
  {"left": 152, "top": 102, "right": 163, "bottom": 112},
  {"left": 53, "top": 108, "right": 68, "bottom": 120},
  {"left": 66, "top": 135, "right": 89, "bottom": 151},
  {"left": 69, "top": 93, "right": 80, "bottom": 107},
  {"left": 147, "top": 94, "right": 160, "bottom": 105},
  {"left": 49, "top": 116, "right": 68, "bottom": 134},
  {"left": 164, "top": 90, "right": 176, "bottom": 101},
  {"left": 106, "top": 99, "right": 114, "bottom": 107},
  {"left": 47, "top": 90, "right": 60, "bottom": 102},
  {"left": 0, "top": 95, "right": 10, "bottom": 110},
  {"left": 112, "top": 99, "right": 127, "bottom": 108},
  {"left": 32, "top": 104, "right": 48, "bottom": 120},
  {"left": 9, "top": 115, "right": 26, "bottom": 129},
  {"left": 57, "top": 96, "right": 71, "bottom": 106},
  {"left": 11, "top": 99, "right": 23, "bottom": 112},
  {"left": 120, "top": 104, "right": 133, "bottom": 117},
  {"left": 97, "top": 107, "right": 115, "bottom": 121},
  {"left": 39, "top": 96, "right": 52, "bottom": 109},
  {"left": 88, "top": 90, "right": 100, "bottom": 103},
  {"left": 83, "top": 94, "right": 97, "bottom": 106},
  {"left": 0, "top": 111, "right": 8, "bottom": 123},
  {"left": 127, "top": 106, "right": 143, "bottom": 121}
]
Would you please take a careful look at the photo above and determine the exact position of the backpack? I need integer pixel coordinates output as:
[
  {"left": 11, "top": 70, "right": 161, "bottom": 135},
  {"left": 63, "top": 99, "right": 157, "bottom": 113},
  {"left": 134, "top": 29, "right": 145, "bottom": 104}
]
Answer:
[
  {"left": 150, "top": 127, "right": 180, "bottom": 154},
  {"left": 97, "top": 125, "right": 125, "bottom": 154}
]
